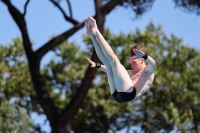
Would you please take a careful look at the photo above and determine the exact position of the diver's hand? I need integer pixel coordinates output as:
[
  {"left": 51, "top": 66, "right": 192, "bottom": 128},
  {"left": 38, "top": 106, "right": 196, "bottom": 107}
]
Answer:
[{"left": 85, "top": 57, "right": 96, "bottom": 68}]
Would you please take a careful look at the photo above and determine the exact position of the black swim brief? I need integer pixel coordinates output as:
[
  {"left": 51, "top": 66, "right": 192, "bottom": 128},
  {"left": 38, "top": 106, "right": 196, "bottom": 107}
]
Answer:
[{"left": 112, "top": 87, "right": 136, "bottom": 103}]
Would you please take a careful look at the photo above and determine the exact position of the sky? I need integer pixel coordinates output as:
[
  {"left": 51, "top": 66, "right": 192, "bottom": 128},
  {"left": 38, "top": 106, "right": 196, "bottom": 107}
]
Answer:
[{"left": 0, "top": 0, "right": 200, "bottom": 132}]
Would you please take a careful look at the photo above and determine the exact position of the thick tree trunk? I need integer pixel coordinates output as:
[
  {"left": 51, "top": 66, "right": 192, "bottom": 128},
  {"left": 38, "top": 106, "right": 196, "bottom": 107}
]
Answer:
[{"left": 52, "top": 118, "right": 72, "bottom": 133}]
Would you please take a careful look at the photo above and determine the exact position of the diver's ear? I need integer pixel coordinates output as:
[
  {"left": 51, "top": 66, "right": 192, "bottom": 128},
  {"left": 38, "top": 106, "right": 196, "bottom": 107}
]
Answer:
[{"left": 141, "top": 58, "right": 145, "bottom": 64}]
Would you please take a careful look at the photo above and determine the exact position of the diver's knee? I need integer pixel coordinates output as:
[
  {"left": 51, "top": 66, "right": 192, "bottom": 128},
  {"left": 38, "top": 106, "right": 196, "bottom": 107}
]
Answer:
[{"left": 109, "top": 55, "right": 120, "bottom": 65}]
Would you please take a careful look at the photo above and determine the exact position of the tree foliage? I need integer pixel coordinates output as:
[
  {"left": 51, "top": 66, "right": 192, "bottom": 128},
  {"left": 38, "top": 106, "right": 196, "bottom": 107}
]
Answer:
[
  {"left": 0, "top": 99, "right": 33, "bottom": 133},
  {"left": 173, "top": 0, "right": 200, "bottom": 15},
  {"left": 0, "top": 38, "right": 33, "bottom": 110}
]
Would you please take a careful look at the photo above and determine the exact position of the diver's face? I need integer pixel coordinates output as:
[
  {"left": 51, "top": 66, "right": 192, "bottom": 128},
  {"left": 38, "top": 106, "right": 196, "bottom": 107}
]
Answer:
[{"left": 129, "top": 56, "right": 142, "bottom": 70}]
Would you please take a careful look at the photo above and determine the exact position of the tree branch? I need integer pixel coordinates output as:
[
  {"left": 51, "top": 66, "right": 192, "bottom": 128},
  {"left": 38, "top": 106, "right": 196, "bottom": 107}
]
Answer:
[
  {"left": 35, "top": 22, "right": 85, "bottom": 60},
  {"left": 50, "top": 0, "right": 78, "bottom": 25},
  {"left": 66, "top": 0, "right": 72, "bottom": 17},
  {"left": 1, "top": 0, "right": 57, "bottom": 126},
  {"left": 1, "top": 0, "right": 32, "bottom": 55},
  {"left": 100, "top": 0, "right": 124, "bottom": 15},
  {"left": 62, "top": 51, "right": 99, "bottom": 121},
  {"left": 23, "top": 0, "right": 30, "bottom": 17}
]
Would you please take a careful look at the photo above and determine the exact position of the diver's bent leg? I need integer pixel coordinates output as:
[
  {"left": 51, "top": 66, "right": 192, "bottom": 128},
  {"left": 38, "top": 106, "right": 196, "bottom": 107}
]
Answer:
[
  {"left": 91, "top": 37, "right": 116, "bottom": 94},
  {"left": 111, "top": 58, "right": 134, "bottom": 93},
  {"left": 94, "top": 31, "right": 119, "bottom": 62},
  {"left": 93, "top": 32, "right": 134, "bottom": 92},
  {"left": 91, "top": 35, "right": 133, "bottom": 94},
  {"left": 105, "top": 62, "right": 116, "bottom": 94},
  {"left": 91, "top": 37, "right": 109, "bottom": 65}
]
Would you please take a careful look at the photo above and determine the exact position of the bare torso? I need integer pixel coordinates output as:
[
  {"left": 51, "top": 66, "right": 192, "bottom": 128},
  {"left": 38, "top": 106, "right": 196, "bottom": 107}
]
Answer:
[{"left": 127, "top": 69, "right": 154, "bottom": 97}]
